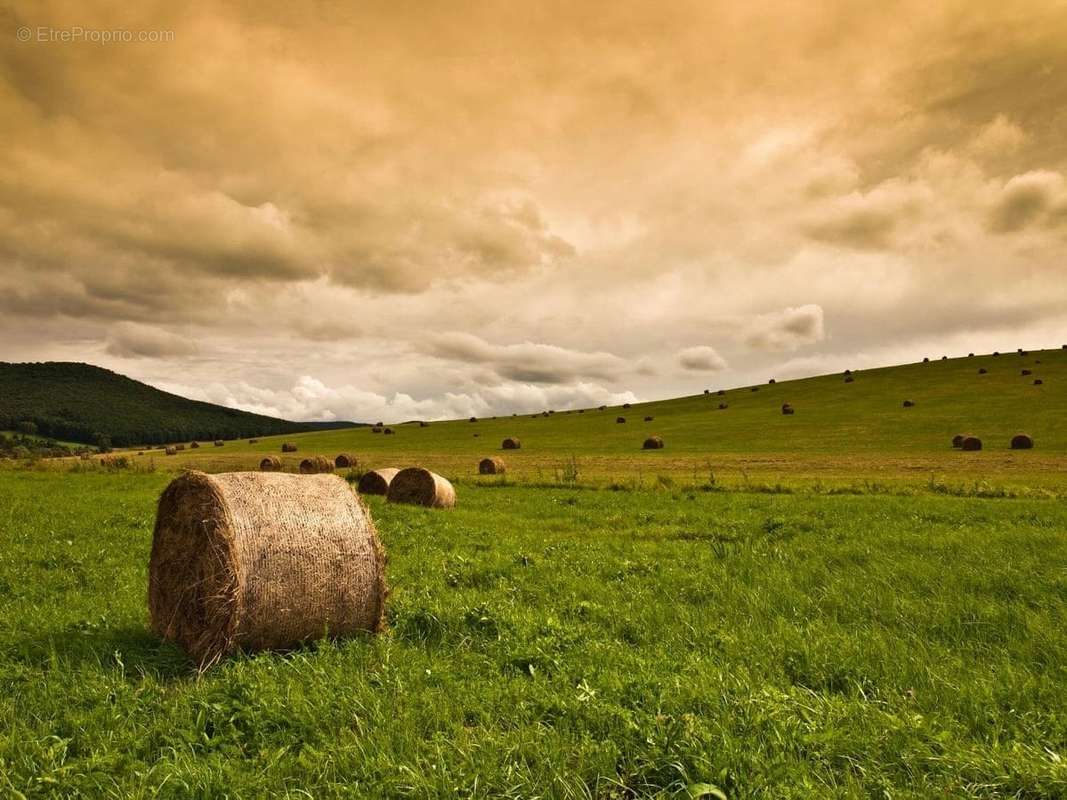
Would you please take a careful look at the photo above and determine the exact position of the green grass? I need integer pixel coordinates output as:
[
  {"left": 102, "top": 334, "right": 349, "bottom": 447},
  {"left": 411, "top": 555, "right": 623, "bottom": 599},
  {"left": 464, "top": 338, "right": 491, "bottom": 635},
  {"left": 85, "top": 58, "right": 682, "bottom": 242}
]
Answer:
[{"left": 2, "top": 469, "right": 1066, "bottom": 797}]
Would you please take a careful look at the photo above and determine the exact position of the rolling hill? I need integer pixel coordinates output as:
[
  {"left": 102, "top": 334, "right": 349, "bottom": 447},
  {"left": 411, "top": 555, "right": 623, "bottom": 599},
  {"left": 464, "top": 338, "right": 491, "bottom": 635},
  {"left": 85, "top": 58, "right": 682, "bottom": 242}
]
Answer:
[{"left": 0, "top": 362, "right": 355, "bottom": 447}]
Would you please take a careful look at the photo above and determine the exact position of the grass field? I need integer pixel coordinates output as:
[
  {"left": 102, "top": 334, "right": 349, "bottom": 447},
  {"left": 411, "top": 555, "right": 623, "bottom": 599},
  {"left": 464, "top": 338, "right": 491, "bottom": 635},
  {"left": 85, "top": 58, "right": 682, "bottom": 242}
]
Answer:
[
  {"left": 2, "top": 350, "right": 1066, "bottom": 797},
  {"left": 98, "top": 349, "right": 1067, "bottom": 492}
]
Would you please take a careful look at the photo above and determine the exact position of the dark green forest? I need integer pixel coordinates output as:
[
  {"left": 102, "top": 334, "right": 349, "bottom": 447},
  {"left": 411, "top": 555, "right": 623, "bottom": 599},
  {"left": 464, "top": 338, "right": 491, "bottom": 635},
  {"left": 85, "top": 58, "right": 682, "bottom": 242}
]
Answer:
[{"left": 0, "top": 362, "right": 355, "bottom": 447}]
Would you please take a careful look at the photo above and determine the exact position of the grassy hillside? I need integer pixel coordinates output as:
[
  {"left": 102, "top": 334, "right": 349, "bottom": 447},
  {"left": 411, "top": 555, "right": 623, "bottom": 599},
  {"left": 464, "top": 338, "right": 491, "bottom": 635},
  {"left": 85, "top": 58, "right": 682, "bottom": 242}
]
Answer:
[
  {"left": 140, "top": 348, "right": 1067, "bottom": 486},
  {"left": 0, "top": 362, "right": 355, "bottom": 447}
]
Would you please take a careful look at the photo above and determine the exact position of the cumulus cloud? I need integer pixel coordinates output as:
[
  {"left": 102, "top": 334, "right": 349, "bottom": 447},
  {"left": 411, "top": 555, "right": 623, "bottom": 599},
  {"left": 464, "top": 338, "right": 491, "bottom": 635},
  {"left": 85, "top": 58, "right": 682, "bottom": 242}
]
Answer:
[
  {"left": 745, "top": 305, "right": 826, "bottom": 352},
  {"left": 676, "top": 346, "right": 728, "bottom": 371},
  {"left": 104, "top": 322, "right": 200, "bottom": 358},
  {"left": 988, "top": 171, "right": 1067, "bottom": 233}
]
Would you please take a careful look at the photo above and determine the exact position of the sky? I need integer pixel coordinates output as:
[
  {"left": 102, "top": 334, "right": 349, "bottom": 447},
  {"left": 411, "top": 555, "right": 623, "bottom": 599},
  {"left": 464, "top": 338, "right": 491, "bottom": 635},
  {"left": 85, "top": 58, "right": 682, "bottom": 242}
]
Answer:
[{"left": 2, "top": 1, "right": 1066, "bottom": 422}]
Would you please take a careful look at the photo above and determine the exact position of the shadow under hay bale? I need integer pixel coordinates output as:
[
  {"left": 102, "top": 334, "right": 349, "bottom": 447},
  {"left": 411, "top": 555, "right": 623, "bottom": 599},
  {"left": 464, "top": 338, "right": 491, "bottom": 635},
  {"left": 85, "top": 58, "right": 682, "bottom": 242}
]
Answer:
[
  {"left": 479, "top": 457, "right": 505, "bottom": 474},
  {"left": 260, "top": 455, "right": 282, "bottom": 471},
  {"left": 961, "top": 436, "right": 982, "bottom": 451},
  {"left": 148, "top": 470, "right": 386, "bottom": 666},
  {"left": 616, "top": 416, "right": 626, "bottom": 423},
  {"left": 781, "top": 403, "right": 794, "bottom": 415},
  {"left": 1010, "top": 433, "right": 1034, "bottom": 450},
  {"left": 335, "top": 453, "right": 358, "bottom": 469},
  {"left": 282, "top": 442, "right": 298, "bottom": 453},
  {"left": 902, "top": 399, "right": 915, "bottom": 408},
  {"left": 357, "top": 468, "right": 399, "bottom": 496},
  {"left": 387, "top": 467, "right": 456, "bottom": 508},
  {"left": 299, "top": 456, "right": 333, "bottom": 474},
  {"left": 642, "top": 435, "right": 664, "bottom": 450},
  {"left": 502, "top": 437, "right": 521, "bottom": 450}
]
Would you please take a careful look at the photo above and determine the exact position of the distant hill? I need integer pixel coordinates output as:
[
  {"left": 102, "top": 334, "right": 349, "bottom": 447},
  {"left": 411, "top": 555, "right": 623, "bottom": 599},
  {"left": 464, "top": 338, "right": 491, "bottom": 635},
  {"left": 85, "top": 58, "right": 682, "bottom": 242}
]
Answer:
[{"left": 0, "top": 362, "right": 356, "bottom": 447}]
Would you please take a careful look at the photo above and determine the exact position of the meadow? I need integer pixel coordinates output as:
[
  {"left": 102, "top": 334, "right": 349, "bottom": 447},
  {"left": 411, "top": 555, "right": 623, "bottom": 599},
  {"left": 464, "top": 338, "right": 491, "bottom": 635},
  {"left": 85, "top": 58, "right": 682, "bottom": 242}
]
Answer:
[{"left": 1, "top": 349, "right": 1066, "bottom": 797}]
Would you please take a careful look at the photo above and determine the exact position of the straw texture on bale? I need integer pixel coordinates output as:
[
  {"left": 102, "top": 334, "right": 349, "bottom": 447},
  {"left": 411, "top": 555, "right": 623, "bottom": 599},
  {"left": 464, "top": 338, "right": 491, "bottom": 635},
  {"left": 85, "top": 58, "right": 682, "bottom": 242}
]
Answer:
[
  {"left": 502, "top": 437, "right": 521, "bottom": 450},
  {"left": 300, "top": 456, "right": 333, "bottom": 474},
  {"left": 357, "top": 468, "right": 398, "bottom": 495},
  {"left": 148, "top": 470, "right": 386, "bottom": 666},
  {"left": 387, "top": 467, "right": 456, "bottom": 508},
  {"left": 1010, "top": 433, "right": 1034, "bottom": 450},
  {"left": 961, "top": 436, "right": 982, "bottom": 451},
  {"left": 335, "top": 453, "right": 359, "bottom": 469},
  {"left": 165, "top": 446, "right": 177, "bottom": 455},
  {"left": 282, "top": 442, "right": 298, "bottom": 453},
  {"left": 642, "top": 436, "right": 664, "bottom": 450},
  {"left": 479, "top": 457, "right": 505, "bottom": 474},
  {"left": 259, "top": 455, "right": 282, "bottom": 471}
]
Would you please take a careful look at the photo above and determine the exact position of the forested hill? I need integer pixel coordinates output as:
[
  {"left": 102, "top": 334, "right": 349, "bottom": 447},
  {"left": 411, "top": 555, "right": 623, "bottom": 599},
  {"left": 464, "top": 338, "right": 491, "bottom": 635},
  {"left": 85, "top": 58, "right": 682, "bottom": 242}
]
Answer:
[{"left": 0, "top": 362, "right": 355, "bottom": 447}]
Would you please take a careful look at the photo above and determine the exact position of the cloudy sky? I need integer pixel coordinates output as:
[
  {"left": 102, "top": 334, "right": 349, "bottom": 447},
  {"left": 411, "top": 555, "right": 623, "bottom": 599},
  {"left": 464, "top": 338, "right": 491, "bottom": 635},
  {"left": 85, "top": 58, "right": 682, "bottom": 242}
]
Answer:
[{"left": 2, "top": 1, "right": 1066, "bottom": 422}]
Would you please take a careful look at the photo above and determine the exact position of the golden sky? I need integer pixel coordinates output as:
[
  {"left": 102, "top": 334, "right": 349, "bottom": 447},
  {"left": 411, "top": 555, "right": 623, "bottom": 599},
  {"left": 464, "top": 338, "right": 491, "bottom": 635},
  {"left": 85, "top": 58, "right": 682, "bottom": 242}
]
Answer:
[{"left": 2, "top": 1, "right": 1066, "bottom": 419}]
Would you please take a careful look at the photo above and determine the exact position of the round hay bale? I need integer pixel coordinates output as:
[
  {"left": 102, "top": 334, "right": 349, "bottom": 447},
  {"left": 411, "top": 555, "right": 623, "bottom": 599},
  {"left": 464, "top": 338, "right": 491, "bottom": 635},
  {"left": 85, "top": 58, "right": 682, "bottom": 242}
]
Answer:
[
  {"left": 282, "top": 442, "right": 298, "bottom": 453},
  {"left": 375, "top": 421, "right": 384, "bottom": 427},
  {"left": 479, "top": 457, "right": 505, "bottom": 474},
  {"left": 968, "top": 353, "right": 974, "bottom": 357},
  {"left": 473, "top": 433, "right": 480, "bottom": 438},
  {"left": 978, "top": 368, "right": 987, "bottom": 374},
  {"left": 541, "top": 411, "right": 550, "bottom": 418},
  {"left": 768, "top": 378, "right": 776, "bottom": 384},
  {"left": 502, "top": 437, "right": 521, "bottom": 450},
  {"left": 214, "top": 440, "right": 225, "bottom": 447},
  {"left": 387, "top": 467, "right": 456, "bottom": 508},
  {"left": 923, "top": 357, "right": 930, "bottom": 363},
  {"left": 469, "top": 417, "right": 477, "bottom": 423},
  {"left": 1021, "top": 369, "right": 1032, "bottom": 376},
  {"left": 1018, "top": 349, "right": 1026, "bottom": 355},
  {"left": 299, "top": 456, "right": 333, "bottom": 474},
  {"left": 941, "top": 356, "right": 947, "bottom": 360},
  {"left": 1034, "top": 379, "right": 1044, "bottom": 385},
  {"left": 781, "top": 403, "right": 795, "bottom": 415},
  {"left": 616, "top": 416, "right": 626, "bottom": 424},
  {"left": 383, "top": 428, "right": 394, "bottom": 435},
  {"left": 357, "top": 467, "right": 399, "bottom": 496},
  {"left": 844, "top": 369, "right": 852, "bottom": 375},
  {"left": 190, "top": 441, "right": 200, "bottom": 449},
  {"left": 148, "top": 470, "right": 385, "bottom": 665},
  {"left": 249, "top": 439, "right": 259, "bottom": 444},
  {"left": 335, "top": 453, "right": 359, "bottom": 469},
  {"left": 644, "top": 415, "right": 654, "bottom": 421},
  {"left": 703, "top": 389, "right": 710, "bottom": 395},
  {"left": 642, "top": 435, "right": 664, "bottom": 450},
  {"left": 961, "top": 436, "right": 982, "bottom": 451},
  {"left": 902, "top": 399, "right": 915, "bottom": 408},
  {"left": 623, "top": 403, "right": 631, "bottom": 409},
  {"left": 165, "top": 446, "right": 177, "bottom": 456},
  {"left": 993, "top": 351, "right": 1000, "bottom": 357},
  {"left": 717, "top": 390, "right": 726, "bottom": 396},
  {"left": 718, "top": 402, "right": 728, "bottom": 409},
  {"left": 951, "top": 434, "right": 966, "bottom": 448},
  {"left": 260, "top": 455, "right": 282, "bottom": 471},
  {"left": 371, "top": 427, "right": 383, "bottom": 434},
  {"left": 844, "top": 376, "right": 855, "bottom": 383},
  {"left": 1010, "top": 433, "right": 1034, "bottom": 450},
  {"left": 175, "top": 444, "right": 186, "bottom": 451}
]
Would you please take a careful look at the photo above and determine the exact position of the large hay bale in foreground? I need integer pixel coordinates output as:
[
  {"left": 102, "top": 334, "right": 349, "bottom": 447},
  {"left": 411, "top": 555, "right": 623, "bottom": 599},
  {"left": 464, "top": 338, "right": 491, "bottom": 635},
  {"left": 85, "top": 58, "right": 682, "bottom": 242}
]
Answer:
[
  {"left": 1010, "top": 433, "right": 1034, "bottom": 450},
  {"left": 299, "top": 456, "right": 333, "bottom": 474},
  {"left": 479, "top": 457, "right": 505, "bottom": 474},
  {"left": 961, "top": 436, "right": 982, "bottom": 451},
  {"left": 642, "top": 436, "right": 664, "bottom": 450},
  {"left": 387, "top": 467, "right": 456, "bottom": 508},
  {"left": 335, "top": 453, "right": 359, "bottom": 469},
  {"left": 502, "top": 437, "right": 521, "bottom": 450},
  {"left": 165, "top": 446, "right": 177, "bottom": 456},
  {"left": 282, "top": 442, "right": 298, "bottom": 453},
  {"left": 357, "top": 468, "right": 399, "bottom": 495},
  {"left": 259, "top": 455, "right": 282, "bottom": 471},
  {"left": 148, "top": 471, "right": 386, "bottom": 666}
]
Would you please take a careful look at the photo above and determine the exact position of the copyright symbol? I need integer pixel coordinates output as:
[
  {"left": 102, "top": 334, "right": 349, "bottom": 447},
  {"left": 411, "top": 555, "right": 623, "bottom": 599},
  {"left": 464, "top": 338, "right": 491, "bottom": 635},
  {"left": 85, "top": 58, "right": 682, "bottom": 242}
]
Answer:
[{"left": 16, "top": 26, "right": 31, "bottom": 42}]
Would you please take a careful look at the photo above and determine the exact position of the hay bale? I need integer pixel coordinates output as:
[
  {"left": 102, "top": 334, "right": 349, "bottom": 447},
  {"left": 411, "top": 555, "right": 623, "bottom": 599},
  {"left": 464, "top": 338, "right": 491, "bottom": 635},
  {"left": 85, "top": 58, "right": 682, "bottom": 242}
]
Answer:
[
  {"left": 148, "top": 470, "right": 385, "bottom": 665},
  {"left": 1010, "top": 433, "right": 1034, "bottom": 450},
  {"left": 844, "top": 369, "right": 852, "bottom": 375},
  {"left": 978, "top": 368, "right": 988, "bottom": 374},
  {"left": 644, "top": 415, "right": 654, "bottom": 422},
  {"left": 923, "top": 357, "right": 930, "bottom": 363},
  {"left": 968, "top": 353, "right": 974, "bottom": 357},
  {"left": 961, "top": 436, "right": 982, "bottom": 451},
  {"left": 768, "top": 378, "right": 776, "bottom": 384},
  {"left": 502, "top": 437, "right": 521, "bottom": 450},
  {"left": 376, "top": 421, "right": 384, "bottom": 427},
  {"left": 993, "top": 351, "right": 1000, "bottom": 357},
  {"left": 542, "top": 411, "right": 550, "bottom": 418},
  {"left": 469, "top": 417, "right": 477, "bottom": 423},
  {"left": 383, "top": 428, "right": 394, "bottom": 435},
  {"left": 387, "top": 467, "right": 456, "bottom": 508},
  {"left": 479, "top": 457, "right": 505, "bottom": 474},
  {"left": 951, "top": 434, "right": 965, "bottom": 448},
  {"left": 335, "top": 453, "right": 359, "bottom": 469},
  {"left": 1021, "top": 369, "right": 1032, "bottom": 376},
  {"left": 844, "top": 376, "right": 855, "bottom": 383},
  {"left": 371, "top": 427, "right": 383, "bottom": 434},
  {"left": 704, "top": 389, "right": 710, "bottom": 395},
  {"left": 623, "top": 403, "right": 631, "bottom": 409},
  {"left": 357, "top": 467, "right": 399, "bottom": 495},
  {"left": 616, "top": 416, "right": 626, "bottom": 423},
  {"left": 165, "top": 446, "right": 177, "bottom": 456},
  {"left": 175, "top": 444, "right": 186, "bottom": 451},
  {"left": 902, "top": 399, "right": 915, "bottom": 408},
  {"left": 718, "top": 403, "right": 729, "bottom": 410},
  {"left": 214, "top": 440, "right": 225, "bottom": 447},
  {"left": 642, "top": 436, "right": 664, "bottom": 450},
  {"left": 599, "top": 405, "right": 607, "bottom": 410},
  {"left": 717, "top": 389, "right": 726, "bottom": 396},
  {"left": 249, "top": 439, "right": 259, "bottom": 444},
  {"left": 299, "top": 456, "right": 333, "bottom": 474},
  {"left": 578, "top": 409, "right": 585, "bottom": 414},
  {"left": 781, "top": 403, "right": 795, "bottom": 415},
  {"left": 190, "top": 442, "right": 200, "bottom": 449},
  {"left": 260, "top": 455, "right": 282, "bottom": 471},
  {"left": 941, "top": 356, "right": 947, "bottom": 360},
  {"left": 1034, "top": 379, "right": 1044, "bottom": 385},
  {"left": 282, "top": 442, "right": 298, "bottom": 453},
  {"left": 473, "top": 433, "right": 480, "bottom": 438}
]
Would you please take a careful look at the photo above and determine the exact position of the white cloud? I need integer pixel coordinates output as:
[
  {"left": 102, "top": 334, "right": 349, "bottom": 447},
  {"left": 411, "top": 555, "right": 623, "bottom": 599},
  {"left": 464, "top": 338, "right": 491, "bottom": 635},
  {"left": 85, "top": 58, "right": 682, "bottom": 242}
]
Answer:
[
  {"left": 744, "top": 305, "right": 826, "bottom": 352},
  {"left": 104, "top": 322, "right": 199, "bottom": 358},
  {"left": 676, "top": 345, "right": 728, "bottom": 371}
]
